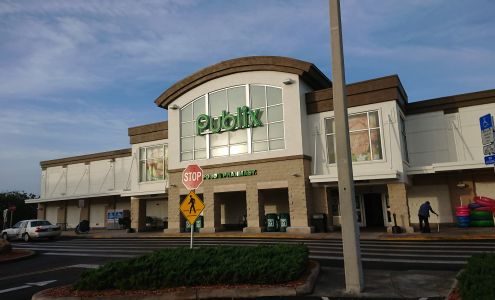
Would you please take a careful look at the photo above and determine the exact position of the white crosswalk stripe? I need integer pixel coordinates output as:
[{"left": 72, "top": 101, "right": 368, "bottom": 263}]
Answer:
[{"left": 11, "top": 237, "right": 495, "bottom": 269}]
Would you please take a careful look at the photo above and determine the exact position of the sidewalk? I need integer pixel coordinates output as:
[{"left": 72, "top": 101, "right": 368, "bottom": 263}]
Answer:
[
  {"left": 60, "top": 224, "right": 495, "bottom": 240},
  {"left": 311, "top": 266, "right": 457, "bottom": 299}
]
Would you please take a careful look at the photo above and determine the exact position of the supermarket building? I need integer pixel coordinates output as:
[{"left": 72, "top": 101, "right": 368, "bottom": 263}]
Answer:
[{"left": 28, "top": 56, "right": 495, "bottom": 233}]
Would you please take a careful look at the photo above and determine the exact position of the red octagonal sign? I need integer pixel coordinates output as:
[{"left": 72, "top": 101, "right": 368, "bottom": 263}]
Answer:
[{"left": 182, "top": 164, "right": 204, "bottom": 190}]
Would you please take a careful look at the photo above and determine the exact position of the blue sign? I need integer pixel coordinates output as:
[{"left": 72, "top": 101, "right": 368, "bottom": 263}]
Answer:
[
  {"left": 485, "top": 155, "right": 495, "bottom": 165},
  {"left": 107, "top": 210, "right": 124, "bottom": 220},
  {"left": 479, "top": 114, "right": 493, "bottom": 130}
]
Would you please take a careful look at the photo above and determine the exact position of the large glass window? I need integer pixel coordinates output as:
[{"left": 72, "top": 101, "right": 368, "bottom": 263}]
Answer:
[
  {"left": 179, "top": 84, "right": 284, "bottom": 161},
  {"left": 325, "top": 111, "right": 383, "bottom": 163},
  {"left": 180, "top": 96, "right": 206, "bottom": 161},
  {"left": 251, "top": 85, "right": 285, "bottom": 152},
  {"left": 139, "top": 145, "right": 168, "bottom": 182}
]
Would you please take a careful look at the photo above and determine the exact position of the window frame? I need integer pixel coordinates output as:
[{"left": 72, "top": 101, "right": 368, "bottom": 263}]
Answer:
[
  {"left": 139, "top": 144, "right": 168, "bottom": 183},
  {"left": 324, "top": 110, "right": 385, "bottom": 164},
  {"left": 179, "top": 84, "right": 285, "bottom": 162}
]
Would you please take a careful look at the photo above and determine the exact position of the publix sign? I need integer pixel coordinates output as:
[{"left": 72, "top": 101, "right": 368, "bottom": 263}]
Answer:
[{"left": 196, "top": 106, "right": 262, "bottom": 135}]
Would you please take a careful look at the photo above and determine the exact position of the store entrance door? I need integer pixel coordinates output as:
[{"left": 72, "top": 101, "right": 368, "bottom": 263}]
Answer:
[{"left": 363, "top": 193, "right": 384, "bottom": 227}]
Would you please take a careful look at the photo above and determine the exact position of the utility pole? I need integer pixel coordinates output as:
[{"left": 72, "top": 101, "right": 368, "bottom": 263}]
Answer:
[{"left": 329, "top": 0, "right": 364, "bottom": 293}]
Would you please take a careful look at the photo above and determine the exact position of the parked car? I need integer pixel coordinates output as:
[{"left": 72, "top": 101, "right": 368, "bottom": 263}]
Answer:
[{"left": 1, "top": 219, "right": 61, "bottom": 242}]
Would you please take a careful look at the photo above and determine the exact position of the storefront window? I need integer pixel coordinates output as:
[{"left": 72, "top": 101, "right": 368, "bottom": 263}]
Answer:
[
  {"left": 139, "top": 145, "right": 167, "bottom": 182},
  {"left": 179, "top": 84, "right": 284, "bottom": 161},
  {"left": 251, "top": 85, "right": 284, "bottom": 152},
  {"left": 325, "top": 110, "right": 383, "bottom": 163}
]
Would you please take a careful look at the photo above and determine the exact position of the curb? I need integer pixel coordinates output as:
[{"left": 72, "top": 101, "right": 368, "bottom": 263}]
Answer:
[
  {"left": 0, "top": 249, "right": 37, "bottom": 264},
  {"left": 378, "top": 234, "right": 495, "bottom": 241},
  {"left": 445, "top": 269, "right": 464, "bottom": 300},
  {"left": 31, "top": 261, "right": 320, "bottom": 300}
]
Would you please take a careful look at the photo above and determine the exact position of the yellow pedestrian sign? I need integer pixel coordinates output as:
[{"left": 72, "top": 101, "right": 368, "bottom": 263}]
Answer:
[{"left": 180, "top": 191, "right": 205, "bottom": 225}]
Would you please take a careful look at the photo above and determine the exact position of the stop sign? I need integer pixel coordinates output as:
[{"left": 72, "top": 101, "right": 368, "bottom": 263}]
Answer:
[{"left": 182, "top": 164, "right": 204, "bottom": 190}]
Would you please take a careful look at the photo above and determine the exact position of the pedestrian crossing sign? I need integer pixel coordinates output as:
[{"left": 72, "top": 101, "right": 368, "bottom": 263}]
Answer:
[{"left": 180, "top": 190, "right": 205, "bottom": 225}]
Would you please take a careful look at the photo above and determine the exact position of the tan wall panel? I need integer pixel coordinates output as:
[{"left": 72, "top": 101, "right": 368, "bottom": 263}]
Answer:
[
  {"left": 408, "top": 184, "right": 453, "bottom": 224},
  {"left": 475, "top": 181, "right": 495, "bottom": 199},
  {"left": 45, "top": 205, "right": 58, "bottom": 225},
  {"left": 66, "top": 202, "right": 81, "bottom": 229},
  {"left": 146, "top": 199, "right": 167, "bottom": 219}
]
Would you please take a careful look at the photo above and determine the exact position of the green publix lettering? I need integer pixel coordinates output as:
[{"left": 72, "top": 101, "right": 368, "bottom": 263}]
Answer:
[{"left": 196, "top": 106, "right": 262, "bottom": 135}]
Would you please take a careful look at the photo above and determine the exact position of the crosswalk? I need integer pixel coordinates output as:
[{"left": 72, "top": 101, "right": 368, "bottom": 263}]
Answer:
[{"left": 12, "top": 238, "right": 495, "bottom": 270}]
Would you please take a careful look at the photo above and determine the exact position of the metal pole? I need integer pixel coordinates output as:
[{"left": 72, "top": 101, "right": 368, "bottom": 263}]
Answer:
[
  {"left": 10, "top": 210, "right": 13, "bottom": 227},
  {"left": 329, "top": 0, "right": 364, "bottom": 293},
  {"left": 190, "top": 222, "right": 194, "bottom": 249}
]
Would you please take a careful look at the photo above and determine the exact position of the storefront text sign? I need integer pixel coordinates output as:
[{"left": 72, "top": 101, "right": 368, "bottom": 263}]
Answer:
[
  {"left": 203, "top": 169, "right": 257, "bottom": 180},
  {"left": 196, "top": 106, "right": 262, "bottom": 135}
]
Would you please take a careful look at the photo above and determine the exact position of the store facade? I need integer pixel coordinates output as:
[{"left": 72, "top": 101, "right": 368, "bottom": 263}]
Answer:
[{"left": 29, "top": 56, "right": 495, "bottom": 234}]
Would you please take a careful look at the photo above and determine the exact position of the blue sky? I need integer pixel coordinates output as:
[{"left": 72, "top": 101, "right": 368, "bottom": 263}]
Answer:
[{"left": 0, "top": 0, "right": 494, "bottom": 194}]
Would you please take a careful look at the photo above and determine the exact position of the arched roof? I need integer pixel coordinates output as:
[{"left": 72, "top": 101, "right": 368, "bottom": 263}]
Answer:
[{"left": 154, "top": 56, "right": 331, "bottom": 109}]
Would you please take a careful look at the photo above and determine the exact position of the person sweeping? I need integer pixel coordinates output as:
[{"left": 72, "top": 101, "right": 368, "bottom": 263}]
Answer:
[{"left": 418, "top": 201, "right": 438, "bottom": 233}]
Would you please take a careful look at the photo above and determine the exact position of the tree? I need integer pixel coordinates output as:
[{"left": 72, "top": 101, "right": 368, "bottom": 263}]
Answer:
[{"left": 0, "top": 191, "right": 38, "bottom": 230}]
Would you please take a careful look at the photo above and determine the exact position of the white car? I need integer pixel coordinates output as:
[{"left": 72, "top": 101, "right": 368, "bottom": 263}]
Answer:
[{"left": 1, "top": 219, "right": 61, "bottom": 242}]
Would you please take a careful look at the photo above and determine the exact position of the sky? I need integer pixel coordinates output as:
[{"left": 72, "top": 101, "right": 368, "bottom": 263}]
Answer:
[{"left": 0, "top": 0, "right": 494, "bottom": 195}]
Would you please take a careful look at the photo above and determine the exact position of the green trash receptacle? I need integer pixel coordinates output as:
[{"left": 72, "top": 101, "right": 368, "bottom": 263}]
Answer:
[
  {"left": 279, "top": 213, "right": 290, "bottom": 232},
  {"left": 265, "top": 213, "right": 279, "bottom": 232},
  {"left": 195, "top": 216, "right": 204, "bottom": 230},
  {"left": 185, "top": 220, "right": 199, "bottom": 232}
]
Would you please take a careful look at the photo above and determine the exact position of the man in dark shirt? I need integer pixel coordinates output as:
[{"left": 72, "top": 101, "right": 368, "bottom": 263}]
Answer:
[{"left": 418, "top": 201, "right": 438, "bottom": 233}]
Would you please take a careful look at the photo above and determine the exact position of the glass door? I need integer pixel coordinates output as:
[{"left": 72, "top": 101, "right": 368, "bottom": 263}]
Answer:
[{"left": 355, "top": 194, "right": 366, "bottom": 227}]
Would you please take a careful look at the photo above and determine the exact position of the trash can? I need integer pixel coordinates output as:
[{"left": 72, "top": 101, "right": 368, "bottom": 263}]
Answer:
[
  {"left": 195, "top": 216, "right": 204, "bottom": 230},
  {"left": 311, "top": 214, "right": 327, "bottom": 233},
  {"left": 265, "top": 213, "right": 279, "bottom": 232},
  {"left": 279, "top": 213, "right": 290, "bottom": 232},
  {"left": 185, "top": 220, "right": 199, "bottom": 232}
]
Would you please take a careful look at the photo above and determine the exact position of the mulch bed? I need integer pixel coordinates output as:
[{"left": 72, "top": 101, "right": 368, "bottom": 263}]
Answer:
[
  {"left": 43, "top": 260, "right": 315, "bottom": 298},
  {"left": 0, "top": 249, "right": 33, "bottom": 263}
]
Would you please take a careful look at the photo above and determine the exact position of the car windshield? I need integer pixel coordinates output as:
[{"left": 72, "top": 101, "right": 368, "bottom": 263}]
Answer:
[{"left": 30, "top": 221, "right": 52, "bottom": 226}]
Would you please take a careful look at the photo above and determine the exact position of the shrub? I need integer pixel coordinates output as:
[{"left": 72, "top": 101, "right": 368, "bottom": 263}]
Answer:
[
  {"left": 73, "top": 244, "right": 308, "bottom": 290},
  {"left": 458, "top": 253, "right": 495, "bottom": 300}
]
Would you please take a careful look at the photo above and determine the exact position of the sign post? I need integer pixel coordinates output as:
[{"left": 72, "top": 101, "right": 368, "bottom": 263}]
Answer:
[
  {"left": 479, "top": 114, "right": 495, "bottom": 168},
  {"left": 181, "top": 164, "right": 204, "bottom": 249}
]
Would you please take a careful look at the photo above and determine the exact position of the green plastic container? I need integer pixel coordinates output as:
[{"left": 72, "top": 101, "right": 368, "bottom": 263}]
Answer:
[
  {"left": 265, "top": 214, "right": 279, "bottom": 232},
  {"left": 279, "top": 213, "right": 290, "bottom": 232},
  {"left": 470, "top": 211, "right": 493, "bottom": 221},
  {"left": 195, "top": 216, "right": 204, "bottom": 229},
  {"left": 185, "top": 220, "right": 199, "bottom": 232},
  {"left": 469, "top": 219, "right": 494, "bottom": 227}
]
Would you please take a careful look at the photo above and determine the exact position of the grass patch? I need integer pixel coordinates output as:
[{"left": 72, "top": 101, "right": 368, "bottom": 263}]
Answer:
[
  {"left": 458, "top": 253, "right": 495, "bottom": 300},
  {"left": 73, "top": 244, "right": 308, "bottom": 290}
]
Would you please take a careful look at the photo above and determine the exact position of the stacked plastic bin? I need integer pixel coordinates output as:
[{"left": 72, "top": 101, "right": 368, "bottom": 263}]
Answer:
[{"left": 455, "top": 205, "right": 470, "bottom": 228}]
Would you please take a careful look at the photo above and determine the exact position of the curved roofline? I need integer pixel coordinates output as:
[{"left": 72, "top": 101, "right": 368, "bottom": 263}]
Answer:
[{"left": 154, "top": 56, "right": 332, "bottom": 109}]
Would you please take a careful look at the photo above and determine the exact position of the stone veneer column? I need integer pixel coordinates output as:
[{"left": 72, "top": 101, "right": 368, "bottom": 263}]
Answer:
[
  {"left": 243, "top": 182, "right": 265, "bottom": 233},
  {"left": 165, "top": 194, "right": 180, "bottom": 234},
  {"left": 387, "top": 183, "right": 414, "bottom": 233},
  {"left": 201, "top": 185, "right": 221, "bottom": 233},
  {"left": 312, "top": 186, "right": 334, "bottom": 231},
  {"left": 287, "top": 159, "right": 313, "bottom": 234},
  {"left": 130, "top": 197, "right": 146, "bottom": 232}
]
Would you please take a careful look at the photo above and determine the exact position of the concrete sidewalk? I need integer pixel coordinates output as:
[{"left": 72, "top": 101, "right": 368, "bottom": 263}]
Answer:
[
  {"left": 311, "top": 266, "right": 457, "bottom": 299},
  {"left": 60, "top": 224, "right": 495, "bottom": 240}
]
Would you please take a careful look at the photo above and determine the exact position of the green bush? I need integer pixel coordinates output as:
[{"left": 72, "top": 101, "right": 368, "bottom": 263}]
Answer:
[
  {"left": 458, "top": 253, "right": 495, "bottom": 300},
  {"left": 73, "top": 244, "right": 308, "bottom": 290}
]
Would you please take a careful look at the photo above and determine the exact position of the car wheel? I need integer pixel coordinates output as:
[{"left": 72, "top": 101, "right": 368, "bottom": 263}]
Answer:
[
  {"left": 23, "top": 233, "right": 30, "bottom": 242},
  {"left": 1, "top": 233, "right": 8, "bottom": 241}
]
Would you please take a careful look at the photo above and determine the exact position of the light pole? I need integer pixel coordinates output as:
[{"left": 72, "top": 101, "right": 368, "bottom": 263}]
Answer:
[{"left": 329, "top": 0, "right": 364, "bottom": 293}]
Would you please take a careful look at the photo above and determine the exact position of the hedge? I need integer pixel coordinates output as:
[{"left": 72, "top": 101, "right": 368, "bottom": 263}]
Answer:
[
  {"left": 458, "top": 253, "right": 495, "bottom": 300},
  {"left": 73, "top": 244, "right": 308, "bottom": 290}
]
